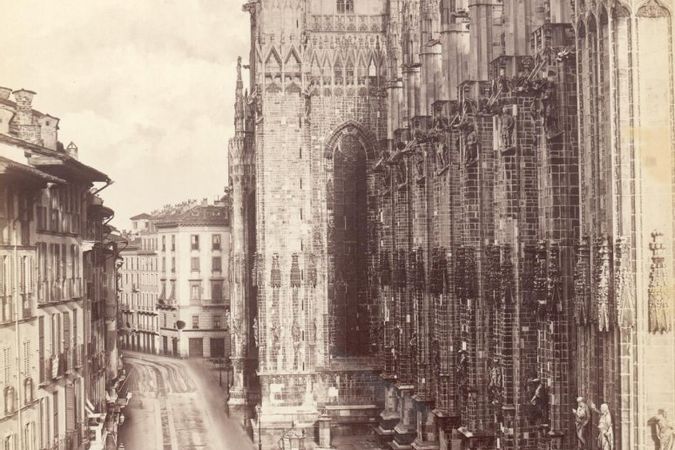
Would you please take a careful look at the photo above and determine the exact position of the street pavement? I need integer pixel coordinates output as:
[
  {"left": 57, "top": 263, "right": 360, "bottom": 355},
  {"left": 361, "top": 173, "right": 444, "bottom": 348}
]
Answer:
[{"left": 117, "top": 352, "right": 254, "bottom": 450}]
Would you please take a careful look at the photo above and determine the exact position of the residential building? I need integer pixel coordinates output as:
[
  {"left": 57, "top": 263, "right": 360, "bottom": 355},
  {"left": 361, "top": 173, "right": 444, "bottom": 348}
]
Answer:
[
  {"left": 0, "top": 146, "right": 60, "bottom": 450},
  {"left": 0, "top": 86, "right": 118, "bottom": 450},
  {"left": 230, "top": 0, "right": 675, "bottom": 449},
  {"left": 152, "top": 198, "right": 232, "bottom": 359},
  {"left": 119, "top": 230, "right": 159, "bottom": 354}
]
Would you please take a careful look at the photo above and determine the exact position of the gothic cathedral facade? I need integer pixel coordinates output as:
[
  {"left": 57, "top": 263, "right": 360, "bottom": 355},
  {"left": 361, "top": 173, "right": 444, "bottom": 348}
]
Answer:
[{"left": 228, "top": 0, "right": 675, "bottom": 449}]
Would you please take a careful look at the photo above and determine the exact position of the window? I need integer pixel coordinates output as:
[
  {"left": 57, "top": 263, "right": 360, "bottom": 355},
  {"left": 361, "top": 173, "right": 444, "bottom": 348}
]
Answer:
[
  {"left": 171, "top": 235, "right": 175, "bottom": 251},
  {"left": 212, "top": 257, "right": 221, "bottom": 273},
  {"left": 213, "top": 315, "right": 221, "bottom": 329},
  {"left": 211, "top": 281, "right": 223, "bottom": 303},
  {"left": 190, "top": 282, "right": 201, "bottom": 303},
  {"left": 191, "top": 257, "right": 200, "bottom": 272},
  {"left": 161, "top": 258, "right": 166, "bottom": 272},
  {"left": 192, "top": 315, "right": 199, "bottom": 329},
  {"left": 162, "top": 236, "right": 166, "bottom": 252},
  {"left": 171, "top": 257, "right": 175, "bottom": 273},
  {"left": 337, "top": 0, "right": 353, "bottom": 13},
  {"left": 191, "top": 235, "right": 199, "bottom": 250},
  {"left": 212, "top": 234, "right": 221, "bottom": 250}
]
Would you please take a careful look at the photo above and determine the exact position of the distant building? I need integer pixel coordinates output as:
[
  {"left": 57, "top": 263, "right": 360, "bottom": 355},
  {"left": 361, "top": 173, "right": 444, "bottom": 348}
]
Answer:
[
  {"left": 154, "top": 198, "right": 231, "bottom": 359},
  {"left": 118, "top": 231, "right": 159, "bottom": 354}
]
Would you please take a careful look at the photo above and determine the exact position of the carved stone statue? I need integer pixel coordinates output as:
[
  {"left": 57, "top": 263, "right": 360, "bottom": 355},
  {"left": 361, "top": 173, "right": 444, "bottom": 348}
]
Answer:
[
  {"left": 302, "top": 78, "right": 318, "bottom": 121},
  {"left": 456, "top": 349, "right": 469, "bottom": 396},
  {"left": 501, "top": 113, "right": 515, "bottom": 149},
  {"left": 415, "top": 154, "right": 425, "bottom": 179},
  {"left": 590, "top": 402, "right": 614, "bottom": 450},
  {"left": 435, "top": 143, "right": 448, "bottom": 171},
  {"left": 395, "top": 159, "right": 407, "bottom": 185},
  {"left": 465, "top": 125, "right": 479, "bottom": 167},
  {"left": 292, "top": 321, "right": 302, "bottom": 370},
  {"left": 528, "top": 378, "right": 549, "bottom": 425},
  {"left": 572, "top": 397, "right": 591, "bottom": 449},
  {"left": 651, "top": 409, "right": 675, "bottom": 450},
  {"left": 252, "top": 317, "right": 259, "bottom": 348},
  {"left": 488, "top": 358, "right": 503, "bottom": 406},
  {"left": 271, "top": 323, "right": 281, "bottom": 370}
]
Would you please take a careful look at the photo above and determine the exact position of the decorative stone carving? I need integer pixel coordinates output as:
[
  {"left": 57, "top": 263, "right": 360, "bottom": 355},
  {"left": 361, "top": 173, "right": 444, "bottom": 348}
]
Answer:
[
  {"left": 252, "top": 317, "right": 259, "bottom": 348},
  {"left": 574, "top": 237, "right": 591, "bottom": 325},
  {"left": 414, "top": 152, "right": 425, "bottom": 180},
  {"left": 271, "top": 322, "right": 282, "bottom": 371},
  {"left": 572, "top": 397, "right": 591, "bottom": 449},
  {"left": 395, "top": 158, "right": 407, "bottom": 186},
  {"left": 533, "top": 241, "right": 548, "bottom": 312},
  {"left": 539, "top": 80, "right": 562, "bottom": 139},
  {"left": 306, "top": 253, "right": 317, "bottom": 288},
  {"left": 595, "top": 236, "right": 611, "bottom": 331},
  {"left": 456, "top": 349, "right": 469, "bottom": 398},
  {"left": 487, "top": 357, "right": 504, "bottom": 406},
  {"left": 614, "top": 238, "right": 635, "bottom": 328},
  {"left": 290, "top": 253, "right": 302, "bottom": 288},
  {"left": 500, "top": 111, "right": 515, "bottom": 150},
  {"left": 292, "top": 320, "right": 302, "bottom": 370},
  {"left": 302, "top": 78, "right": 318, "bottom": 122},
  {"left": 463, "top": 120, "right": 479, "bottom": 168},
  {"left": 650, "top": 409, "right": 675, "bottom": 450},
  {"left": 590, "top": 402, "right": 614, "bottom": 450},
  {"left": 527, "top": 378, "right": 550, "bottom": 425},
  {"left": 271, "top": 253, "right": 281, "bottom": 288},
  {"left": 434, "top": 142, "right": 449, "bottom": 172},
  {"left": 648, "top": 231, "right": 672, "bottom": 333}
]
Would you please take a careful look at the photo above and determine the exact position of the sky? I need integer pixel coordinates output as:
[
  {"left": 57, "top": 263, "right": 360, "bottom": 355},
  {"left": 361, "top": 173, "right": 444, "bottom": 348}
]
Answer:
[{"left": 0, "top": 0, "right": 249, "bottom": 230}]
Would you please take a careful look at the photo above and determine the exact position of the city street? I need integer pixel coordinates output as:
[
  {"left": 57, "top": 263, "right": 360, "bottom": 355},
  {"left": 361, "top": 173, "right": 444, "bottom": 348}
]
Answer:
[{"left": 117, "top": 352, "right": 254, "bottom": 450}]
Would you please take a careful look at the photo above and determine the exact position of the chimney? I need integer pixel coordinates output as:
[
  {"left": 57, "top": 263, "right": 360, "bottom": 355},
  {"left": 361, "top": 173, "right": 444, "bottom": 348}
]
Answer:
[
  {"left": 12, "top": 89, "right": 41, "bottom": 144},
  {"left": 66, "top": 142, "right": 79, "bottom": 160},
  {"left": 201, "top": 198, "right": 208, "bottom": 206},
  {"left": 0, "top": 87, "right": 11, "bottom": 100}
]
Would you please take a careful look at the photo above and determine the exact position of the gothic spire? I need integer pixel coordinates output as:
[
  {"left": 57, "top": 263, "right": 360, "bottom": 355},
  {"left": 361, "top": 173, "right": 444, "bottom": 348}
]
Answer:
[{"left": 234, "top": 56, "right": 244, "bottom": 133}]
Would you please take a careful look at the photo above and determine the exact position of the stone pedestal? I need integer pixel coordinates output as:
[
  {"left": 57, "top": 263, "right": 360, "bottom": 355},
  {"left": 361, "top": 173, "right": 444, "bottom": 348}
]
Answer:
[{"left": 391, "top": 385, "right": 417, "bottom": 449}]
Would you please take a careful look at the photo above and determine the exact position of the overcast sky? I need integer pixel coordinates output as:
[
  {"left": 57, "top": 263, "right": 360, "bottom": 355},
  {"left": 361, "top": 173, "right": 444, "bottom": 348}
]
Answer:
[{"left": 0, "top": 0, "right": 249, "bottom": 230}]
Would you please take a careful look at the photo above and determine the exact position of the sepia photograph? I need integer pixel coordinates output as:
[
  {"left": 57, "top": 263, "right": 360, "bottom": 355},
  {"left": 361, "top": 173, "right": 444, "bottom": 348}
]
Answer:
[{"left": 1, "top": 0, "right": 674, "bottom": 449}]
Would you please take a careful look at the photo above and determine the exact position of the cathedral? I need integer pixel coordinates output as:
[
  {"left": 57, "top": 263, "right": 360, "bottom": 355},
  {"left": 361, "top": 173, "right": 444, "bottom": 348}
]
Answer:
[{"left": 227, "top": 0, "right": 675, "bottom": 449}]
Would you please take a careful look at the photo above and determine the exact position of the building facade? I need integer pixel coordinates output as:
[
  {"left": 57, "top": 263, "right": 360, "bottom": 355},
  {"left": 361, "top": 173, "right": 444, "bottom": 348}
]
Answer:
[
  {"left": 230, "top": 0, "right": 675, "bottom": 449},
  {"left": 0, "top": 87, "right": 119, "bottom": 450},
  {"left": 153, "top": 199, "right": 232, "bottom": 359},
  {"left": 119, "top": 227, "right": 159, "bottom": 355}
]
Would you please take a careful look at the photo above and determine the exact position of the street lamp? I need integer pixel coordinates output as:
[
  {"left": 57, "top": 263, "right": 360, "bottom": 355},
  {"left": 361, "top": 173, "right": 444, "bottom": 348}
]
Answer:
[{"left": 255, "top": 404, "right": 262, "bottom": 450}]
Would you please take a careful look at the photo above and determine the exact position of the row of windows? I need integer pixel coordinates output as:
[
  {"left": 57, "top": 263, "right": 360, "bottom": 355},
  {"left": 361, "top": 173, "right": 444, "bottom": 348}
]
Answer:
[
  {"left": 160, "top": 233, "right": 222, "bottom": 252},
  {"left": 189, "top": 280, "right": 226, "bottom": 303},
  {"left": 190, "top": 314, "right": 224, "bottom": 329},
  {"left": 36, "top": 243, "right": 80, "bottom": 282}
]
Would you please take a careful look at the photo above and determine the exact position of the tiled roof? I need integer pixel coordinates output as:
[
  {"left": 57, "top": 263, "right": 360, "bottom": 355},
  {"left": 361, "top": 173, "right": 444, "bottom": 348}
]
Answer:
[
  {"left": 154, "top": 204, "right": 229, "bottom": 228},
  {"left": 0, "top": 155, "right": 65, "bottom": 184}
]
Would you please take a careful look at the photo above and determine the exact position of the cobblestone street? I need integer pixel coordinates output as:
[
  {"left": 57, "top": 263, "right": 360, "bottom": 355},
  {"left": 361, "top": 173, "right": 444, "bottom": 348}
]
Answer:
[{"left": 117, "top": 352, "right": 254, "bottom": 450}]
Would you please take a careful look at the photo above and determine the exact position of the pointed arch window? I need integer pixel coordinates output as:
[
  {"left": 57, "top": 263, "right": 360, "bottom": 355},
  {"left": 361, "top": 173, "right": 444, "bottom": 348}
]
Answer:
[
  {"left": 346, "top": 0, "right": 354, "bottom": 13},
  {"left": 337, "top": 0, "right": 345, "bottom": 13}
]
